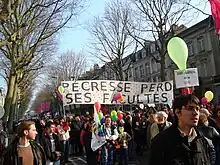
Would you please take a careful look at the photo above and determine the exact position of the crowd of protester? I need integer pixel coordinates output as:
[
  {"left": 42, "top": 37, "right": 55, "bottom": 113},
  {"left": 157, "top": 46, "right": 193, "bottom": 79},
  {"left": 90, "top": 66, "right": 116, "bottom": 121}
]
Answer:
[{"left": 0, "top": 94, "right": 220, "bottom": 165}]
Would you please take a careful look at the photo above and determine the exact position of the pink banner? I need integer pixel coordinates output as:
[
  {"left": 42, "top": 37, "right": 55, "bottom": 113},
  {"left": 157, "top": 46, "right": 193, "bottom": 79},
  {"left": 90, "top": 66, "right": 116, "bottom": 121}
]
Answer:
[{"left": 35, "top": 101, "right": 50, "bottom": 113}]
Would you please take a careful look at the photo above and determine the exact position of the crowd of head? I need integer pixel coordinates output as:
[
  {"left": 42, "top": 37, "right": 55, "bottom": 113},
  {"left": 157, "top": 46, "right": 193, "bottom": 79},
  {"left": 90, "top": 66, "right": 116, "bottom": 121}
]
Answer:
[{"left": 1, "top": 94, "right": 220, "bottom": 165}]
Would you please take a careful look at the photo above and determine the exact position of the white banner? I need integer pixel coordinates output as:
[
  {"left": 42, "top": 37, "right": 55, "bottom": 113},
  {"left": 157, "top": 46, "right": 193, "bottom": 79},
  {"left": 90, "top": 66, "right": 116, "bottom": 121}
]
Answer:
[
  {"left": 174, "top": 68, "right": 199, "bottom": 89},
  {"left": 61, "top": 80, "right": 173, "bottom": 105},
  {"left": 91, "top": 107, "right": 106, "bottom": 151}
]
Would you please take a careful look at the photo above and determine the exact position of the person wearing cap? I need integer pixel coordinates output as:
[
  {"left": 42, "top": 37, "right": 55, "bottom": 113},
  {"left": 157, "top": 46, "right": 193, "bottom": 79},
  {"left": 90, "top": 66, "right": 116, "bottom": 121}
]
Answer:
[
  {"left": 149, "top": 94, "right": 212, "bottom": 165},
  {"left": 3, "top": 121, "right": 46, "bottom": 165},
  {"left": 150, "top": 111, "right": 172, "bottom": 140}
]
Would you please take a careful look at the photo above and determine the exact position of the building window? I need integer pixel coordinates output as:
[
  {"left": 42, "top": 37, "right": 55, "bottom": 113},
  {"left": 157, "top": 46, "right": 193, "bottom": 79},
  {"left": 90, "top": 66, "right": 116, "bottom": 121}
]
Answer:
[
  {"left": 197, "top": 36, "right": 205, "bottom": 52},
  {"left": 140, "top": 65, "right": 144, "bottom": 78},
  {"left": 187, "top": 41, "right": 194, "bottom": 56},
  {"left": 158, "top": 76, "right": 161, "bottom": 82},
  {"left": 200, "top": 60, "right": 207, "bottom": 77},
  {"left": 142, "top": 50, "right": 146, "bottom": 58},
  {"left": 150, "top": 44, "right": 156, "bottom": 53},
  {"left": 137, "top": 51, "right": 142, "bottom": 60},
  {"left": 157, "top": 62, "right": 161, "bottom": 72},
  {"left": 146, "top": 77, "right": 150, "bottom": 82},
  {"left": 151, "top": 59, "right": 156, "bottom": 72},
  {"left": 145, "top": 62, "right": 150, "bottom": 75},
  {"left": 135, "top": 67, "right": 139, "bottom": 78},
  {"left": 128, "top": 69, "right": 132, "bottom": 78},
  {"left": 190, "top": 62, "right": 196, "bottom": 68}
]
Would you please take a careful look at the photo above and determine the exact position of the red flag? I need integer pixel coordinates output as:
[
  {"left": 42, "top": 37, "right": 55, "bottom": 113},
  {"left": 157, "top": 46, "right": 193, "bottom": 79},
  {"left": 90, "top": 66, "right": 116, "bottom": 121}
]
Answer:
[
  {"left": 181, "top": 87, "right": 193, "bottom": 95},
  {"left": 209, "top": 0, "right": 220, "bottom": 35}
]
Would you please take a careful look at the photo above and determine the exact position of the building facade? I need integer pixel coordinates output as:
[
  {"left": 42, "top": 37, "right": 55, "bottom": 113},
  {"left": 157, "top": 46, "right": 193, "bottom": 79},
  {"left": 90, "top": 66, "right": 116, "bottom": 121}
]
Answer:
[{"left": 84, "top": 16, "right": 220, "bottom": 103}]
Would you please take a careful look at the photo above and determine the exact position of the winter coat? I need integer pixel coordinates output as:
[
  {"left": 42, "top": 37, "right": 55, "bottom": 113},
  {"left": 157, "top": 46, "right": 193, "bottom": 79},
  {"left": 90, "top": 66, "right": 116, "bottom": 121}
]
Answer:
[
  {"left": 40, "top": 133, "right": 61, "bottom": 162},
  {"left": 149, "top": 124, "right": 212, "bottom": 165},
  {"left": 150, "top": 121, "right": 172, "bottom": 140},
  {"left": 3, "top": 137, "right": 46, "bottom": 165}
]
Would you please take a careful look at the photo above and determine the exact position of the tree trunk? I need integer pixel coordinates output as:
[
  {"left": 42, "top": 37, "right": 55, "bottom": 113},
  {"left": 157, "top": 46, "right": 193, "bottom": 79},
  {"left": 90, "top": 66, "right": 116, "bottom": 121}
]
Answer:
[
  {"left": 160, "top": 54, "right": 166, "bottom": 81},
  {"left": 3, "top": 72, "right": 16, "bottom": 121},
  {"left": 160, "top": 43, "right": 166, "bottom": 82},
  {"left": 8, "top": 82, "right": 18, "bottom": 133}
]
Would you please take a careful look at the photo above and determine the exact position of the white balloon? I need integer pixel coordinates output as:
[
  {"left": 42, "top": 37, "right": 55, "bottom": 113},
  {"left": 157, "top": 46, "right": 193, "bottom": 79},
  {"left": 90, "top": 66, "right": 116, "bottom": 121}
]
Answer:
[{"left": 139, "top": 104, "right": 144, "bottom": 109}]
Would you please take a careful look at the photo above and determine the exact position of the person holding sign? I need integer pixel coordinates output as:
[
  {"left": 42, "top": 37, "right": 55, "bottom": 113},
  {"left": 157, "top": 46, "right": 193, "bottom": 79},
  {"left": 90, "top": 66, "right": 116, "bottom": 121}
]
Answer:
[
  {"left": 149, "top": 94, "right": 212, "bottom": 165},
  {"left": 101, "top": 115, "right": 119, "bottom": 165}
]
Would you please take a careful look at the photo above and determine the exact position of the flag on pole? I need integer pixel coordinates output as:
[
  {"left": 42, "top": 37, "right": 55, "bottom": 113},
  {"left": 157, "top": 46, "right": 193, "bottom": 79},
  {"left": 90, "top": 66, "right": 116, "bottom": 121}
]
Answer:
[
  {"left": 91, "top": 106, "right": 106, "bottom": 151},
  {"left": 209, "top": 0, "right": 220, "bottom": 35}
]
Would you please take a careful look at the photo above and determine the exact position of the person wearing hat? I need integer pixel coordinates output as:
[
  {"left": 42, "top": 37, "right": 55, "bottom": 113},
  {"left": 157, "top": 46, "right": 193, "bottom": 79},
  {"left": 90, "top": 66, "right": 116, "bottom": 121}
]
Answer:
[
  {"left": 149, "top": 94, "right": 212, "bottom": 165},
  {"left": 150, "top": 111, "right": 172, "bottom": 140}
]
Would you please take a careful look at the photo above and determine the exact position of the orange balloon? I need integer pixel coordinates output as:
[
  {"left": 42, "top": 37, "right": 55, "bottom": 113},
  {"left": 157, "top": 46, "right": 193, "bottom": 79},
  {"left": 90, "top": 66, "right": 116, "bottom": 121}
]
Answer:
[{"left": 118, "top": 97, "right": 124, "bottom": 102}]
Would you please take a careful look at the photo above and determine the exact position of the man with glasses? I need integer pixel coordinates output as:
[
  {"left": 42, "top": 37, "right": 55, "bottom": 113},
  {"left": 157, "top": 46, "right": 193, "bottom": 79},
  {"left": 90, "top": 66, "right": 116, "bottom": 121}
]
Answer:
[{"left": 149, "top": 94, "right": 212, "bottom": 165}]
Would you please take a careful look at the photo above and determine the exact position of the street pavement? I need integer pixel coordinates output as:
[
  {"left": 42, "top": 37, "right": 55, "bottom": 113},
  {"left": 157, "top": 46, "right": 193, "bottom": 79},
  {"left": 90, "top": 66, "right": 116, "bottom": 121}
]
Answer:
[{"left": 66, "top": 152, "right": 148, "bottom": 165}]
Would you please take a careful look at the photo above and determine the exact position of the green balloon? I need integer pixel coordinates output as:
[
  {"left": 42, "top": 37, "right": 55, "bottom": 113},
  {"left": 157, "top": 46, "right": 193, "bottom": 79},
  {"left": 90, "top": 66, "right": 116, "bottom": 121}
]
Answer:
[
  {"left": 58, "top": 86, "right": 64, "bottom": 94},
  {"left": 98, "top": 112, "right": 103, "bottom": 120},
  {"left": 111, "top": 115, "right": 118, "bottom": 121},
  {"left": 167, "top": 37, "right": 188, "bottom": 70},
  {"left": 111, "top": 110, "right": 117, "bottom": 116}
]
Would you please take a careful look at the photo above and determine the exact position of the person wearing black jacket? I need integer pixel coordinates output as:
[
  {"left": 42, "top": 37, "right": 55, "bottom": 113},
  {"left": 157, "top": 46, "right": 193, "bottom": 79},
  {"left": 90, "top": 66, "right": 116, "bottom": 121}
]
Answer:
[
  {"left": 82, "top": 120, "right": 97, "bottom": 165},
  {"left": 149, "top": 94, "right": 212, "bottom": 165},
  {"left": 70, "top": 115, "right": 84, "bottom": 156},
  {"left": 198, "top": 112, "right": 220, "bottom": 165},
  {"left": 124, "top": 114, "right": 134, "bottom": 161},
  {"left": 3, "top": 121, "right": 46, "bottom": 165},
  {"left": 41, "top": 122, "right": 61, "bottom": 165}
]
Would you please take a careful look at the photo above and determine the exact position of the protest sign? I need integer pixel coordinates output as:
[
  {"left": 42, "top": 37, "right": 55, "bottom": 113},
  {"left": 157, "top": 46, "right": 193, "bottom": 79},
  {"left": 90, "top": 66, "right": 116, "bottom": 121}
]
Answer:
[
  {"left": 61, "top": 80, "right": 173, "bottom": 105},
  {"left": 174, "top": 68, "right": 199, "bottom": 89}
]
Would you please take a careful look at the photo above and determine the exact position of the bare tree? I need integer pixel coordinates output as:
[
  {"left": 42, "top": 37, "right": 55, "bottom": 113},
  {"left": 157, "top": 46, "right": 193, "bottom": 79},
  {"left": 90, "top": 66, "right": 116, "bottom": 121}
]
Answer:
[
  {"left": 88, "top": 0, "right": 137, "bottom": 81},
  {"left": 30, "top": 50, "right": 86, "bottom": 114},
  {"left": 0, "top": 0, "right": 84, "bottom": 127},
  {"left": 45, "top": 50, "right": 87, "bottom": 85},
  {"left": 128, "top": 0, "right": 194, "bottom": 81}
]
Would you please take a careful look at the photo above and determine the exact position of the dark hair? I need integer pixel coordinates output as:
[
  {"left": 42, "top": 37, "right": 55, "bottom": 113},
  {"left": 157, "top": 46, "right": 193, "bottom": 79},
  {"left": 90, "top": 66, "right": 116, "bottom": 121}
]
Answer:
[
  {"left": 105, "top": 115, "right": 111, "bottom": 119},
  {"left": 173, "top": 94, "right": 200, "bottom": 124},
  {"left": 173, "top": 94, "right": 200, "bottom": 111},
  {"left": 45, "top": 121, "right": 53, "bottom": 128}
]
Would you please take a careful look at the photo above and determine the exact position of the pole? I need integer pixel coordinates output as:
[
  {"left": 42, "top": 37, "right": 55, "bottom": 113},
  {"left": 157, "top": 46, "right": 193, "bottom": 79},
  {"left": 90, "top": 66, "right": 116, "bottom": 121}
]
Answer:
[{"left": 62, "top": 101, "right": 66, "bottom": 120}]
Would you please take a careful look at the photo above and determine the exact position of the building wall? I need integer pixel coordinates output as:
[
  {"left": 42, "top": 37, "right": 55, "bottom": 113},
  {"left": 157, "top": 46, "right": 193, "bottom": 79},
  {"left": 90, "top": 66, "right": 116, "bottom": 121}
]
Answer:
[{"left": 86, "top": 17, "right": 220, "bottom": 102}]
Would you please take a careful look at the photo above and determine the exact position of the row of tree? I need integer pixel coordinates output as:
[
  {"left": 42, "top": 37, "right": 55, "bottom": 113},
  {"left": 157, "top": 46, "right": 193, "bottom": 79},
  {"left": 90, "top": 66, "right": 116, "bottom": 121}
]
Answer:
[
  {"left": 30, "top": 51, "right": 86, "bottom": 115},
  {"left": 0, "top": 0, "right": 84, "bottom": 131}
]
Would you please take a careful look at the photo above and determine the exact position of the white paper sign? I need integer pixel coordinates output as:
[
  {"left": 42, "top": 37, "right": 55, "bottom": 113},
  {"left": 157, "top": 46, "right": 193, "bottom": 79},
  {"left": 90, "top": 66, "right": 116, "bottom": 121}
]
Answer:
[
  {"left": 174, "top": 68, "right": 199, "bottom": 89},
  {"left": 61, "top": 80, "right": 173, "bottom": 105}
]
